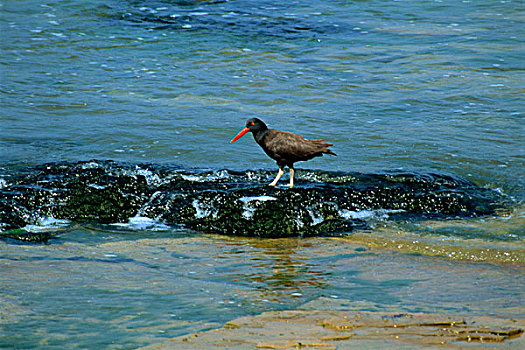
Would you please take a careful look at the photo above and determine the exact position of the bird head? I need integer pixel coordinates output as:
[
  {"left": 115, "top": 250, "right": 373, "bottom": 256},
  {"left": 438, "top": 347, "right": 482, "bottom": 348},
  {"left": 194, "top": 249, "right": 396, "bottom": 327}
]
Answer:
[{"left": 230, "top": 118, "right": 267, "bottom": 143}]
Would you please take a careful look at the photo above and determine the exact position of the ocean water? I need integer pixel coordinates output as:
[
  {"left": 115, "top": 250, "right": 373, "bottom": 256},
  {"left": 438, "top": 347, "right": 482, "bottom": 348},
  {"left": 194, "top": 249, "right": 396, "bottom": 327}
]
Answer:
[{"left": 1, "top": 0, "right": 524, "bottom": 348}]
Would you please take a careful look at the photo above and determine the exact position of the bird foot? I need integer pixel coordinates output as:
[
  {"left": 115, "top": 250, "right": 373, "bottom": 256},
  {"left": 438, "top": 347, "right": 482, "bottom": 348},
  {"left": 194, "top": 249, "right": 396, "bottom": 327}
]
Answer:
[{"left": 267, "top": 183, "right": 293, "bottom": 189}]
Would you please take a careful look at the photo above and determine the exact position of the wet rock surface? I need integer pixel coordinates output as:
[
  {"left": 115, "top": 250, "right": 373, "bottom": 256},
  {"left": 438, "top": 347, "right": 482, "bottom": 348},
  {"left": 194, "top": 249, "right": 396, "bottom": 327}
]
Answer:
[
  {"left": 0, "top": 160, "right": 511, "bottom": 240},
  {"left": 141, "top": 309, "right": 524, "bottom": 350}
]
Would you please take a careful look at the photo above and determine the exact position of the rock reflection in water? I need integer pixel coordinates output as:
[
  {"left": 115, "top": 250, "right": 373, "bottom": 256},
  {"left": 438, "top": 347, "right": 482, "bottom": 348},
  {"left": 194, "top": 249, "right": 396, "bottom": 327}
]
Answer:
[{"left": 221, "top": 239, "right": 329, "bottom": 301}]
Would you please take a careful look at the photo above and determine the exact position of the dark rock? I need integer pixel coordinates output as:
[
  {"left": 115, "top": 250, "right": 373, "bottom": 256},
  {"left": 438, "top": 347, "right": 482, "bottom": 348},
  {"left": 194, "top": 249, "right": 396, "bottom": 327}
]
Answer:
[{"left": 0, "top": 160, "right": 511, "bottom": 240}]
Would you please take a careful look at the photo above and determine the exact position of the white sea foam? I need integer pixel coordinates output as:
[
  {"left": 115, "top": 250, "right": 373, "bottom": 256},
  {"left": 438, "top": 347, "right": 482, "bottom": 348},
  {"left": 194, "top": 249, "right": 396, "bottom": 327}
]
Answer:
[
  {"left": 192, "top": 199, "right": 218, "bottom": 219},
  {"left": 81, "top": 161, "right": 103, "bottom": 169},
  {"left": 131, "top": 166, "right": 162, "bottom": 186},
  {"left": 338, "top": 209, "right": 405, "bottom": 220},
  {"left": 110, "top": 216, "right": 170, "bottom": 231},
  {"left": 23, "top": 217, "right": 70, "bottom": 232},
  {"left": 239, "top": 196, "right": 278, "bottom": 203},
  {"left": 307, "top": 208, "right": 325, "bottom": 225},
  {"left": 181, "top": 174, "right": 201, "bottom": 182},
  {"left": 88, "top": 183, "right": 106, "bottom": 190},
  {"left": 239, "top": 196, "right": 277, "bottom": 219},
  {"left": 181, "top": 170, "right": 231, "bottom": 182}
]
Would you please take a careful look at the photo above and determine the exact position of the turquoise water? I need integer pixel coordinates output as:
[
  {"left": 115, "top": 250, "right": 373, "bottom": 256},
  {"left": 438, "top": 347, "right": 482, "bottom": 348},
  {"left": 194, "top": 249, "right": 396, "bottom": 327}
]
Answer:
[
  {"left": 1, "top": 0, "right": 523, "bottom": 194},
  {"left": 1, "top": 0, "right": 524, "bottom": 348},
  {"left": 2, "top": 231, "right": 524, "bottom": 348}
]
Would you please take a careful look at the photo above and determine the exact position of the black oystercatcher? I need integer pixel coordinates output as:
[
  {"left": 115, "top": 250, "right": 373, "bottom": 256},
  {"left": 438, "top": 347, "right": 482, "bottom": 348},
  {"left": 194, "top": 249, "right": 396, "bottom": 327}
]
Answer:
[{"left": 230, "top": 118, "right": 336, "bottom": 188}]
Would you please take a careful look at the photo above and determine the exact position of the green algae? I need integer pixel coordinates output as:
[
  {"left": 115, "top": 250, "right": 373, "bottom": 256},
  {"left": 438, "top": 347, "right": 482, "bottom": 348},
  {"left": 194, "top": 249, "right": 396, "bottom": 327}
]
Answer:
[{"left": 0, "top": 160, "right": 514, "bottom": 239}]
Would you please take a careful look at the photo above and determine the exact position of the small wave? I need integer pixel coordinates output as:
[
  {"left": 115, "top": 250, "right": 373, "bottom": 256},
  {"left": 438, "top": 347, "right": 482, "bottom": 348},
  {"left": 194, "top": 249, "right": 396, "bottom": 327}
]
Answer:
[
  {"left": 181, "top": 169, "right": 231, "bottom": 182},
  {"left": 23, "top": 217, "right": 70, "bottom": 232},
  {"left": 338, "top": 209, "right": 405, "bottom": 221},
  {"left": 110, "top": 216, "right": 170, "bottom": 231},
  {"left": 239, "top": 196, "right": 278, "bottom": 202}
]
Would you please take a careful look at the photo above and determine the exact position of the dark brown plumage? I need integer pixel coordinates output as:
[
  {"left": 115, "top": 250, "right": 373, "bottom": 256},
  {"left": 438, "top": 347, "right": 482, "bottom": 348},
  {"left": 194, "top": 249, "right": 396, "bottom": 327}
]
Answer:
[{"left": 230, "top": 118, "right": 336, "bottom": 187}]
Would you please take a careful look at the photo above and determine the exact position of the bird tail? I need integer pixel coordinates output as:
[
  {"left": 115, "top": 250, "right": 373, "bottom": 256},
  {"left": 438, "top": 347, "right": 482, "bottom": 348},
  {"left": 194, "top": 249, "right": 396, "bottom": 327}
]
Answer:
[{"left": 312, "top": 139, "right": 337, "bottom": 156}]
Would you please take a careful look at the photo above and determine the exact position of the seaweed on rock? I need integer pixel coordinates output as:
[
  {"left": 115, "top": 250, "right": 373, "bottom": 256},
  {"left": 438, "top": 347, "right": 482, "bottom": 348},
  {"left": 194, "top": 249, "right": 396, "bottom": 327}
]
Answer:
[{"left": 0, "top": 160, "right": 511, "bottom": 240}]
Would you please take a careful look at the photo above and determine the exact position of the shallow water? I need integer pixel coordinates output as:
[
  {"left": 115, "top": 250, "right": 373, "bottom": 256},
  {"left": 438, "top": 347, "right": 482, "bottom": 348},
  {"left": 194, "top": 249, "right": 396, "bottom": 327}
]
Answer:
[
  {"left": 1, "top": 0, "right": 524, "bottom": 348},
  {"left": 2, "top": 231, "right": 524, "bottom": 349}
]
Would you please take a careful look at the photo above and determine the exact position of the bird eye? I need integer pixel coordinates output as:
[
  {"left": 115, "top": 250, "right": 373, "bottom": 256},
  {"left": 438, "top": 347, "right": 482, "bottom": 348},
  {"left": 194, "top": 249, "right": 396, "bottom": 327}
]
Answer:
[{"left": 250, "top": 121, "right": 255, "bottom": 126}]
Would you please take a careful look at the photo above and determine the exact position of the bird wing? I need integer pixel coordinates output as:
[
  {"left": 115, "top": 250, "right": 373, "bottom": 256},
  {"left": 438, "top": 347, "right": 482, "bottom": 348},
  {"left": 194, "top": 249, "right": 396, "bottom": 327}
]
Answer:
[{"left": 264, "top": 130, "right": 334, "bottom": 163}]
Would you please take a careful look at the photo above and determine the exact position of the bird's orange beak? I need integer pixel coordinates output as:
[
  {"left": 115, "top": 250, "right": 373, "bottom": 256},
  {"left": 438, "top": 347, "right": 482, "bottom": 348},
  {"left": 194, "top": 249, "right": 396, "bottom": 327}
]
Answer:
[{"left": 230, "top": 127, "right": 250, "bottom": 143}]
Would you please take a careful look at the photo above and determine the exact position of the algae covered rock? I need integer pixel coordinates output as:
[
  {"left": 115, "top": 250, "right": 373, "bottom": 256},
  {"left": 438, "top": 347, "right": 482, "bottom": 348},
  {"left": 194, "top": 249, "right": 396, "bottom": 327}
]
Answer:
[{"left": 0, "top": 160, "right": 511, "bottom": 240}]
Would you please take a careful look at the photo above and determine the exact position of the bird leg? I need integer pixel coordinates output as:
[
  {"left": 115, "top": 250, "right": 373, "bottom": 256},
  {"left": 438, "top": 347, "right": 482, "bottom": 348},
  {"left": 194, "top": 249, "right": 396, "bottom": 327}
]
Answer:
[
  {"left": 269, "top": 167, "right": 284, "bottom": 187},
  {"left": 289, "top": 168, "right": 295, "bottom": 188}
]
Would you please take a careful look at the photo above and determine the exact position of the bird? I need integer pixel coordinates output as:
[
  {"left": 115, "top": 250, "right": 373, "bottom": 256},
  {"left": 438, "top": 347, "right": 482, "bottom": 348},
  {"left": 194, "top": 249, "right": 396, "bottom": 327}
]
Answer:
[{"left": 230, "top": 118, "right": 336, "bottom": 188}]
